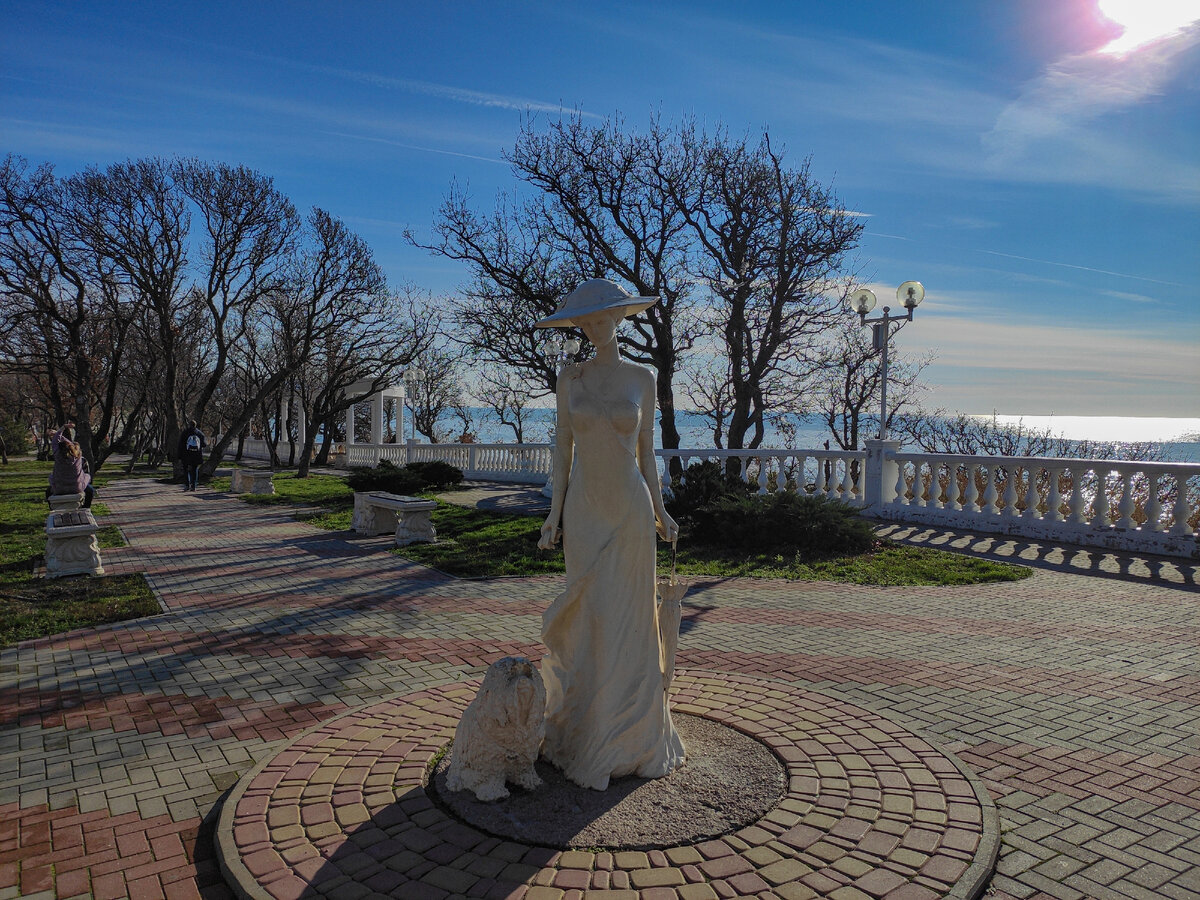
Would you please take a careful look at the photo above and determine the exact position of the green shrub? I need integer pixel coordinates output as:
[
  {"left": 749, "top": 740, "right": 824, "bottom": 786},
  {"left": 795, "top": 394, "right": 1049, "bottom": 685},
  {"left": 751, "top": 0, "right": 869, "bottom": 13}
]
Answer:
[
  {"left": 405, "top": 459, "right": 465, "bottom": 489},
  {"left": 346, "top": 458, "right": 465, "bottom": 494},
  {"left": 347, "top": 459, "right": 424, "bottom": 495},
  {"left": 665, "top": 459, "right": 755, "bottom": 525},
  {"left": 687, "top": 492, "right": 875, "bottom": 558},
  {"left": 0, "top": 417, "right": 31, "bottom": 457}
]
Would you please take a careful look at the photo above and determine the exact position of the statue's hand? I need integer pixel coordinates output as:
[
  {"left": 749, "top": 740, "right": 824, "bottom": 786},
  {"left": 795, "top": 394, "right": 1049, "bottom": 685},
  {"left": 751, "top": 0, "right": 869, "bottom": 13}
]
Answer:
[
  {"left": 538, "top": 516, "right": 561, "bottom": 550},
  {"left": 656, "top": 511, "right": 679, "bottom": 543}
]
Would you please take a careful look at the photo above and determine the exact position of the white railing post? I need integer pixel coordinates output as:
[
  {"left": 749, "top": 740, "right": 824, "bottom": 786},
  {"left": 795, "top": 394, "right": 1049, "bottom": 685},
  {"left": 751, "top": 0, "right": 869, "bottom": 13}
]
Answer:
[
  {"left": 1091, "top": 467, "right": 1111, "bottom": 529},
  {"left": 1116, "top": 472, "right": 1136, "bottom": 530},
  {"left": 1001, "top": 465, "right": 1019, "bottom": 518},
  {"left": 1022, "top": 466, "right": 1040, "bottom": 520},
  {"left": 1170, "top": 473, "right": 1192, "bottom": 536},
  {"left": 863, "top": 439, "right": 902, "bottom": 514},
  {"left": 1144, "top": 473, "right": 1163, "bottom": 533}
]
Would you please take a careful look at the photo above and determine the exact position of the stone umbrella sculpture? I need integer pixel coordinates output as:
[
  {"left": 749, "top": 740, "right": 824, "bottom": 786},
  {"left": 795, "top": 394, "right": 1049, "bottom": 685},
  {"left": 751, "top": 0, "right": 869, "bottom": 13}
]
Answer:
[{"left": 533, "top": 278, "right": 686, "bottom": 792}]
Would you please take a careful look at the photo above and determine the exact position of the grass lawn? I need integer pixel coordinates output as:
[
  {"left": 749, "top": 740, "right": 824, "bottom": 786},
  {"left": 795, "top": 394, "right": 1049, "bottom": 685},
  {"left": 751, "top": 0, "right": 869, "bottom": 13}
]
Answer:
[
  {"left": 234, "top": 474, "right": 1029, "bottom": 585},
  {"left": 0, "top": 458, "right": 159, "bottom": 647}
]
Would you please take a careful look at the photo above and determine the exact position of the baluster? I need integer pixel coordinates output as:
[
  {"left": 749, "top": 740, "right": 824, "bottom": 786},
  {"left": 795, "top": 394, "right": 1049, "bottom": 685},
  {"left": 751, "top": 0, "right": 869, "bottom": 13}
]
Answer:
[
  {"left": 929, "top": 461, "right": 945, "bottom": 509},
  {"left": 813, "top": 457, "right": 827, "bottom": 495},
  {"left": 982, "top": 465, "right": 999, "bottom": 515},
  {"left": 840, "top": 456, "right": 855, "bottom": 499},
  {"left": 792, "top": 455, "right": 805, "bottom": 495},
  {"left": 1090, "top": 467, "right": 1110, "bottom": 528},
  {"left": 894, "top": 459, "right": 909, "bottom": 506},
  {"left": 1022, "top": 466, "right": 1040, "bottom": 519},
  {"left": 757, "top": 457, "right": 769, "bottom": 495},
  {"left": 911, "top": 461, "right": 926, "bottom": 508},
  {"left": 1046, "top": 466, "right": 1063, "bottom": 521},
  {"left": 826, "top": 458, "right": 840, "bottom": 499},
  {"left": 948, "top": 462, "right": 964, "bottom": 511},
  {"left": 1116, "top": 472, "right": 1135, "bottom": 530},
  {"left": 1170, "top": 473, "right": 1193, "bottom": 536},
  {"left": 1144, "top": 473, "right": 1163, "bottom": 532},
  {"left": 962, "top": 463, "right": 979, "bottom": 513},
  {"left": 1068, "top": 467, "right": 1090, "bottom": 525},
  {"left": 1001, "top": 465, "right": 1019, "bottom": 518}
]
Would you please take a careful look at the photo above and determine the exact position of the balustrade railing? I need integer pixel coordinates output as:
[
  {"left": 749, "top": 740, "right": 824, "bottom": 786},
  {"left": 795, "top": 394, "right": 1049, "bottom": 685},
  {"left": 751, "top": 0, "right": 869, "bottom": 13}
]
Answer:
[
  {"left": 225, "top": 435, "right": 1198, "bottom": 559},
  {"left": 655, "top": 448, "right": 867, "bottom": 506},
  {"left": 886, "top": 452, "right": 1199, "bottom": 557}
]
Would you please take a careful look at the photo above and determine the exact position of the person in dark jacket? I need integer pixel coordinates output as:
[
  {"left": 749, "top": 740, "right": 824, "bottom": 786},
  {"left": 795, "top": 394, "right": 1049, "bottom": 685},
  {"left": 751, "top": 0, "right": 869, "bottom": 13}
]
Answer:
[{"left": 178, "top": 420, "right": 206, "bottom": 491}]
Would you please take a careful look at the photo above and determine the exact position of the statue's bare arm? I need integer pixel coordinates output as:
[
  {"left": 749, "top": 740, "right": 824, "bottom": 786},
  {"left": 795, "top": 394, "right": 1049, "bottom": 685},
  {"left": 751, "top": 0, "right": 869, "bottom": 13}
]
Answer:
[
  {"left": 637, "top": 369, "right": 678, "bottom": 543},
  {"left": 538, "top": 375, "right": 574, "bottom": 550}
]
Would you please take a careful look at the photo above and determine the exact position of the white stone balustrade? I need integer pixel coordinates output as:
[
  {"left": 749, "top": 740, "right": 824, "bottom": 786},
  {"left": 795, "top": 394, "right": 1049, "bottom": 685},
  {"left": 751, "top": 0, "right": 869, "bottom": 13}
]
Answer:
[
  {"left": 886, "top": 452, "right": 1199, "bottom": 558},
  {"left": 654, "top": 448, "right": 867, "bottom": 506},
  {"left": 226, "top": 435, "right": 1199, "bottom": 560}
]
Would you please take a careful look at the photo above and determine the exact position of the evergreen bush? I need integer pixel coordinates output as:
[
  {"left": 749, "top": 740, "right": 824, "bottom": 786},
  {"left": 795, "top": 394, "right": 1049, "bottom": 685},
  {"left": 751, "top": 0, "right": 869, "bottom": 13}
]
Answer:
[
  {"left": 405, "top": 459, "right": 465, "bottom": 489},
  {"left": 346, "top": 458, "right": 465, "bottom": 494},
  {"left": 346, "top": 459, "right": 424, "bottom": 495},
  {"left": 665, "top": 459, "right": 755, "bottom": 525},
  {"left": 687, "top": 492, "right": 875, "bottom": 557}
]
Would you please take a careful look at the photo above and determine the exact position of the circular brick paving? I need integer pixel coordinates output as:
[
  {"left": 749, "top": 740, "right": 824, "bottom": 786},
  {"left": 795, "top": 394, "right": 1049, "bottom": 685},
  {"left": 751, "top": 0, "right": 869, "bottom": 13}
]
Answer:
[{"left": 216, "top": 670, "right": 998, "bottom": 900}]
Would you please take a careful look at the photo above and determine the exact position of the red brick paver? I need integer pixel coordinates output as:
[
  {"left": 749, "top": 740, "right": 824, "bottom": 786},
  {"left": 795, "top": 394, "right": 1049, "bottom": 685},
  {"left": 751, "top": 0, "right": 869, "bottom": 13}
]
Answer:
[{"left": 2, "top": 477, "right": 1197, "bottom": 899}]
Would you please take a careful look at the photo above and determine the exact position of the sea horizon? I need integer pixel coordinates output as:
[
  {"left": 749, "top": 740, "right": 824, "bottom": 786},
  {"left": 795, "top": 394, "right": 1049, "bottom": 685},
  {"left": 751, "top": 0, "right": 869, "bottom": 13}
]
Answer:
[{"left": 427, "top": 409, "right": 1200, "bottom": 463}]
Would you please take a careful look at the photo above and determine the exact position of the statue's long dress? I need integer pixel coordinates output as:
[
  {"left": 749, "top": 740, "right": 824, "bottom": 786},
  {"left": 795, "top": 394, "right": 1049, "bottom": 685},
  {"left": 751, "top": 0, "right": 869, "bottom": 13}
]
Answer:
[{"left": 540, "top": 373, "right": 685, "bottom": 791}]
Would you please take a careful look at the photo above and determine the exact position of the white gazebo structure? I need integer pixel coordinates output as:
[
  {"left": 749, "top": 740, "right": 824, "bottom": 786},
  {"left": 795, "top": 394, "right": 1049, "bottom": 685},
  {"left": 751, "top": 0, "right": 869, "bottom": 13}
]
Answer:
[{"left": 345, "top": 378, "right": 406, "bottom": 448}]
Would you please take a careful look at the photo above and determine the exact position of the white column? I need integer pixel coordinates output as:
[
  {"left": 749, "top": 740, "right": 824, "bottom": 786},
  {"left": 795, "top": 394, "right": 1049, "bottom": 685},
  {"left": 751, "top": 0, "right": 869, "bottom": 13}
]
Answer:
[
  {"left": 863, "top": 439, "right": 902, "bottom": 514},
  {"left": 279, "top": 394, "right": 289, "bottom": 443},
  {"left": 371, "top": 392, "right": 384, "bottom": 445},
  {"left": 345, "top": 404, "right": 355, "bottom": 445}
]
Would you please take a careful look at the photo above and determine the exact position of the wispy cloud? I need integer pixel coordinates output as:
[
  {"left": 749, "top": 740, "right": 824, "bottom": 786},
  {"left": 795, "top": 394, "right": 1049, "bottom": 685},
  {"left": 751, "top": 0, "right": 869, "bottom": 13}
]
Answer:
[
  {"left": 226, "top": 45, "right": 596, "bottom": 119},
  {"left": 982, "top": 22, "right": 1200, "bottom": 200},
  {"left": 319, "top": 131, "right": 506, "bottom": 165},
  {"left": 905, "top": 308, "right": 1199, "bottom": 416},
  {"left": 964, "top": 248, "right": 1184, "bottom": 287}
]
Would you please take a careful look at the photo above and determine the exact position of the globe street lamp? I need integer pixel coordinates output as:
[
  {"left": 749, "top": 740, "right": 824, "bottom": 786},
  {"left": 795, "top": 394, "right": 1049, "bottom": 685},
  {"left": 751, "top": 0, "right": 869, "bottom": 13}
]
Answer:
[
  {"left": 402, "top": 368, "right": 424, "bottom": 441},
  {"left": 541, "top": 335, "right": 581, "bottom": 373},
  {"left": 847, "top": 281, "right": 924, "bottom": 440}
]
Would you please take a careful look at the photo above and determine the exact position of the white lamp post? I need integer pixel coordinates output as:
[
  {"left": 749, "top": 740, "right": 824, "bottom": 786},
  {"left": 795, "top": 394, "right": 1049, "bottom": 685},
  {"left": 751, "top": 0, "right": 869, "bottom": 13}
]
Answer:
[
  {"left": 847, "top": 281, "right": 924, "bottom": 440},
  {"left": 402, "top": 368, "right": 424, "bottom": 441}
]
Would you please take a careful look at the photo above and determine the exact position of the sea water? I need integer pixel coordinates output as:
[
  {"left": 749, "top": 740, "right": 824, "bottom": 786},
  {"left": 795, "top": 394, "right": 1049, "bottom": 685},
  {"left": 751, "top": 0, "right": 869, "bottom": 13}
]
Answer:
[{"left": 441, "top": 410, "right": 1200, "bottom": 463}]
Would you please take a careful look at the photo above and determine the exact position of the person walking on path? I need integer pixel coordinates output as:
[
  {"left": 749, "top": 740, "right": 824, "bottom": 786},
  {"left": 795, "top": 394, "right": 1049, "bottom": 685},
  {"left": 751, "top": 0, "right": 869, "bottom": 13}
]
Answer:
[
  {"left": 47, "top": 422, "right": 95, "bottom": 507},
  {"left": 178, "top": 420, "right": 206, "bottom": 491}
]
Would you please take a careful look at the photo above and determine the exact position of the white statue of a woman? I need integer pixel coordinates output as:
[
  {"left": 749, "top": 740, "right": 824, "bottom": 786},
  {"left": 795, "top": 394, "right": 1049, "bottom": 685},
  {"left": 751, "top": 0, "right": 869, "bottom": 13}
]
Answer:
[{"left": 535, "top": 279, "right": 685, "bottom": 791}]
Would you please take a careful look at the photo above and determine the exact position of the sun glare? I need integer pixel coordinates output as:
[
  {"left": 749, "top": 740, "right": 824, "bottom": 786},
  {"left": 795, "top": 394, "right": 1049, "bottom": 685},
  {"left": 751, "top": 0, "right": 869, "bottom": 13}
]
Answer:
[{"left": 1097, "top": 0, "right": 1200, "bottom": 54}]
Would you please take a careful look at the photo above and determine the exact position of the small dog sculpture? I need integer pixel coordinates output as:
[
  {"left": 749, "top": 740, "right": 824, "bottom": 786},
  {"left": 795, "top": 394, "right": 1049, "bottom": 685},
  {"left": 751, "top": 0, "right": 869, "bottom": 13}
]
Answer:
[{"left": 446, "top": 656, "right": 546, "bottom": 802}]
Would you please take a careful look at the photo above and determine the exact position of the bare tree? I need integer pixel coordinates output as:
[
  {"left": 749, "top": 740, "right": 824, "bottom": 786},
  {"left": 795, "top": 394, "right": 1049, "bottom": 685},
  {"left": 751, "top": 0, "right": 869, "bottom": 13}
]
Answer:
[
  {"left": 71, "top": 157, "right": 190, "bottom": 473},
  {"left": 0, "top": 155, "right": 147, "bottom": 473},
  {"left": 173, "top": 159, "right": 299, "bottom": 428},
  {"left": 477, "top": 366, "right": 541, "bottom": 443},
  {"left": 670, "top": 131, "right": 863, "bottom": 451},
  {"left": 411, "top": 114, "right": 700, "bottom": 461},
  {"left": 199, "top": 208, "right": 400, "bottom": 479},
  {"left": 291, "top": 286, "right": 435, "bottom": 475},
  {"left": 406, "top": 343, "right": 469, "bottom": 444}
]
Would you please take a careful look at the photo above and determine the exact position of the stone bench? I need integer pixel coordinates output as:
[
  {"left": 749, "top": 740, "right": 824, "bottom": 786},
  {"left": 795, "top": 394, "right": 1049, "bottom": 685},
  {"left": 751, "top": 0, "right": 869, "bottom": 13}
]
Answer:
[
  {"left": 351, "top": 492, "right": 438, "bottom": 546},
  {"left": 48, "top": 492, "right": 85, "bottom": 512},
  {"left": 230, "top": 469, "right": 275, "bottom": 495},
  {"left": 45, "top": 509, "right": 105, "bottom": 578}
]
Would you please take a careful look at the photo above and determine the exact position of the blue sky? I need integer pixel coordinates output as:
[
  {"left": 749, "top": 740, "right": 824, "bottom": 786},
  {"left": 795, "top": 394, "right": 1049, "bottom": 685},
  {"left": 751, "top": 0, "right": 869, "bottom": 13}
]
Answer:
[{"left": 3, "top": 0, "right": 1198, "bottom": 421}]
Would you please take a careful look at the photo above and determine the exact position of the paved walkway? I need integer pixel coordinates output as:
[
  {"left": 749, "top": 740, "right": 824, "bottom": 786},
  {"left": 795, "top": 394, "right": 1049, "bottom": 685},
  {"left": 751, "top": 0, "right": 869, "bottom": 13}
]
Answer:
[{"left": 1, "top": 478, "right": 1197, "bottom": 900}]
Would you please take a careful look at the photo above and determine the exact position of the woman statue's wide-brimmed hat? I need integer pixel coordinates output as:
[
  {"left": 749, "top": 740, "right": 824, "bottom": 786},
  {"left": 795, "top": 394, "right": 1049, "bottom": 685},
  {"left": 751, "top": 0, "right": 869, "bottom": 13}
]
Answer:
[{"left": 534, "top": 279, "right": 658, "bottom": 328}]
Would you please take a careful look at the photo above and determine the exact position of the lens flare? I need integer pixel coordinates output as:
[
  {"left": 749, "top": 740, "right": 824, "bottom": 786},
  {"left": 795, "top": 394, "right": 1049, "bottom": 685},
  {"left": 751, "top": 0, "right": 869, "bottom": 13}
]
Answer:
[{"left": 1097, "top": 0, "right": 1200, "bottom": 54}]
